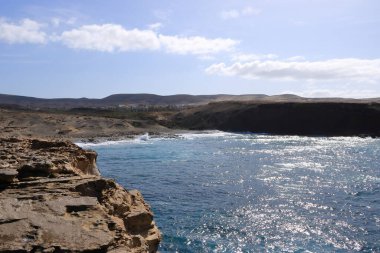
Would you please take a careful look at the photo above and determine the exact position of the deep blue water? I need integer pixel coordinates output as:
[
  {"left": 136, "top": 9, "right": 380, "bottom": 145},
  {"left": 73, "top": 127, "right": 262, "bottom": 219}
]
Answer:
[{"left": 79, "top": 132, "right": 380, "bottom": 252}]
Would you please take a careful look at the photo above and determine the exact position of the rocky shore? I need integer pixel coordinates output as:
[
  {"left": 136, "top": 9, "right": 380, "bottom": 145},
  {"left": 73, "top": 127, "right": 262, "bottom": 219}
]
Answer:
[
  {"left": 0, "top": 107, "right": 175, "bottom": 142},
  {"left": 0, "top": 138, "right": 161, "bottom": 252},
  {"left": 2, "top": 98, "right": 380, "bottom": 140}
]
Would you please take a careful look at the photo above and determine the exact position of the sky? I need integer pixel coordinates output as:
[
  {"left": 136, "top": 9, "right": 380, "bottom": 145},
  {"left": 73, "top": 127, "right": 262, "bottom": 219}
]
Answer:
[{"left": 0, "top": 0, "right": 379, "bottom": 98}]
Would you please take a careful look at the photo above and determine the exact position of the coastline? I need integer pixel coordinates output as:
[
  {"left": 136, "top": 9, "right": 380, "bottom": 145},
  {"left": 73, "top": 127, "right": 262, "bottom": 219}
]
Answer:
[
  {"left": 1, "top": 109, "right": 378, "bottom": 251},
  {"left": 75, "top": 130, "right": 376, "bottom": 150},
  {"left": 2, "top": 101, "right": 380, "bottom": 142}
]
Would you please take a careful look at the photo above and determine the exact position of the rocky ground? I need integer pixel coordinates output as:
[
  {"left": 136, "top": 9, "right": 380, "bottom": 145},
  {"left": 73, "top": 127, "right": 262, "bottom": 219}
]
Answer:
[
  {"left": 0, "top": 138, "right": 161, "bottom": 252},
  {"left": 0, "top": 108, "right": 176, "bottom": 142}
]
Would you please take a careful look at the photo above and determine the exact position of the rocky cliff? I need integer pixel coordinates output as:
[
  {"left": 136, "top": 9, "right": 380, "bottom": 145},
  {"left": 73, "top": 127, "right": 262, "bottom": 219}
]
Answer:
[
  {"left": 0, "top": 138, "right": 160, "bottom": 252},
  {"left": 173, "top": 102, "right": 380, "bottom": 137}
]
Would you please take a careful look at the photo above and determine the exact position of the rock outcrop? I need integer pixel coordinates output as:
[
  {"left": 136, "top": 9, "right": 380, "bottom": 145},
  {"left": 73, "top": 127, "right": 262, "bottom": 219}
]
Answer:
[
  {"left": 173, "top": 102, "right": 380, "bottom": 137},
  {"left": 0, "top": 138, "right": 160, "bottom": 252}
]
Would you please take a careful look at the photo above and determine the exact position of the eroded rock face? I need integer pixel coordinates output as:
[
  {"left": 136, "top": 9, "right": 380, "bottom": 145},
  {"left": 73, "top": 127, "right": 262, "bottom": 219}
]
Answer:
[
  {"left": 173, "top": 102, "right": 380, "bottom": 137},
  {"left": 0, "top": 138, "right": 161, "bottom": 252}
]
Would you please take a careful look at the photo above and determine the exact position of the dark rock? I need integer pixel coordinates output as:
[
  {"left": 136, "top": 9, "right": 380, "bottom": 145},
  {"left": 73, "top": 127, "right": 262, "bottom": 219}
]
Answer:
[
  {"left": 0, "top": 169, "right": 18, "bottom": 184},
  {"left": 31, "top": 140, "right": 68, "bottom": 150},
  {"left": 173, "top": 102, "right": 380, "bottom": 137},
  {"left": 17, "top": 163, "right": 53, "bottom": 179}
]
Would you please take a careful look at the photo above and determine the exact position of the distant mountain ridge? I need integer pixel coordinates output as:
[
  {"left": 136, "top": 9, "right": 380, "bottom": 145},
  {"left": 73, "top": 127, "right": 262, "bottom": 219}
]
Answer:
[{"left": 0, "top": 93, "right": 379, "bottom": 109}]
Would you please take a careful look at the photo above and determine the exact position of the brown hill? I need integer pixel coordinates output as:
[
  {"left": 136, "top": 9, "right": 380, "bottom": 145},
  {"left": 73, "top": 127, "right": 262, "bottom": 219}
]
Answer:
[{"left": 1, "top": 93, "right": 379, "bottom": 109}]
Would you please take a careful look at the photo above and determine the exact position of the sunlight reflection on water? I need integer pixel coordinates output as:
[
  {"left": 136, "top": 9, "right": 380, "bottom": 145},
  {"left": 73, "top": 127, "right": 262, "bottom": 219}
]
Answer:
[{"left": 82, "top": 132, "right": 380, "bottom": 252}]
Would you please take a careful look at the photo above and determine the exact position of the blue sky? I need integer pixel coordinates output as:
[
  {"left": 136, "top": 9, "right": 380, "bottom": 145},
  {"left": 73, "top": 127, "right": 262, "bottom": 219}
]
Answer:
[{"left": 0, "top": 0, "right": 379, "bottom": 98}]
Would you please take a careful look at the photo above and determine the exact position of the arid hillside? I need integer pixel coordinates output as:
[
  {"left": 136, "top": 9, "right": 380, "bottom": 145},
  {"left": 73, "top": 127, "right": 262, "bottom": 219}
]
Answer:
[{"left": 0, "top": 108, "right": 175, "bottom": 141}]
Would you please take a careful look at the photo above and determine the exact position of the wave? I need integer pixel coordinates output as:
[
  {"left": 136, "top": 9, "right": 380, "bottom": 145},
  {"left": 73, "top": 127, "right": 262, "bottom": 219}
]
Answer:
[
  {"left": 76, "top": 130, "right": 370, "bottom": 148},
  {"left": 138, "top": 133, "right": 150, "bottom": 141},
  {"left": 75, "top": 131, "right": 238, "bottom": 147},
  {"left": 76, "top": 139, "right": 135, "bottom": 148},
  {"left": 178, "top": 130, "right": 243, "bottom": 140},
  {"left": 76, "top": 133, "right": 151, "bottom": 148}
]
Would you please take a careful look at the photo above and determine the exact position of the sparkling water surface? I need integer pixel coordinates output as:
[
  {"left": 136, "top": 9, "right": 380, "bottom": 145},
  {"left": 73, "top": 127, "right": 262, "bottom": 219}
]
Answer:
[{"left": 78, "top": 132, "right": 380, "bottom": 252}]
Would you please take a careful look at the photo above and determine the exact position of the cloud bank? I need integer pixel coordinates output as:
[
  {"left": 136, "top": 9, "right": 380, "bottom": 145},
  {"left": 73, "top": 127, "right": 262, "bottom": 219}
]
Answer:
[
  {"left": 60, "top": 24, "right": 161, "bottom": 52},
  {"left": 0, "top": 18, "right": 238, "bottom": 56},
  {"left": 1, "top": 17, "right": 379, "bottom": 89},
  {"left": 206, "top": 58, "right": 380, "bottom": 83},
  {"left": 0, "top": 18, "right": 46, "bottom": 44},
  {"left": 59, "top": 24, "right": 237, "bottom": 55}
]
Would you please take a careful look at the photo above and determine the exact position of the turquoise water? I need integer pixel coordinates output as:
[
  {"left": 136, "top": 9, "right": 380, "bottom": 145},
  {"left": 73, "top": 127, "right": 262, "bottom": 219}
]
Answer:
[{"left": 79, "top": 132, "right": 380, "bottom": 252}]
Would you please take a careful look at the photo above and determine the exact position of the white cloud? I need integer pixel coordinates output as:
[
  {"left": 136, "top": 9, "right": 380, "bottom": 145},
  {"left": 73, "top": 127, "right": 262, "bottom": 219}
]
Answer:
[
  {"left": 59, "top": 24, "right": 161, "bottom": 52},
  {"left": 0, "top": 18, "right": 46, "bottom": 44},
  {"left": 58, "top": 23, "right": 238, "bottom": 55},
  {"left": 0, "top": 17, "right": 238, "bottom": 56},
  {"left": 232, "top": 53, "right": 278, "bottom": 62},
  {"left": 220, "top": 6, "right": 261, "bottom": 20},
  {"left": 159, "top": 35, "right": 238, "bottom": 55},
  {"left": 205, "top": 58, "right": 380, "bottom": 83},
  {"left": 148, "top": 22, "right": 163, "bottom": 31}
]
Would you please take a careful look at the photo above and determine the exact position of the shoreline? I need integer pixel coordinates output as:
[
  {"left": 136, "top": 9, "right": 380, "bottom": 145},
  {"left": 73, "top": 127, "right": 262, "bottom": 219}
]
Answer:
[
  {"left": 74, "top": 130, "right": 377, "bottom": 148},
  {"left": 1, "top": 104, "right": 379, "bottom": 145}
]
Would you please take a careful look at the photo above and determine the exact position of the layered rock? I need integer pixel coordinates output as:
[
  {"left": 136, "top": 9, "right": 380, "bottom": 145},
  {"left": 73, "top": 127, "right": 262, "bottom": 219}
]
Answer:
[{"left": 0, "top": 138, "right": 160, "bottom": 252}]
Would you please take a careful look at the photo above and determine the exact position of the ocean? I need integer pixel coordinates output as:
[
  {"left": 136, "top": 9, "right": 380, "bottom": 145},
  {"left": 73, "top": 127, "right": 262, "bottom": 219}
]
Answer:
[{"left": 78, "top": 132, "right": 380, "bottom": 252}]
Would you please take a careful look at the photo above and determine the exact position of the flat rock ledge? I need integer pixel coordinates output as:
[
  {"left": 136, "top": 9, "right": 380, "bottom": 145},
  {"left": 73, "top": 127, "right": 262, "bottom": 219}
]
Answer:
[{"left": 0, "top": 138, "right": 161, "bottom": 253}]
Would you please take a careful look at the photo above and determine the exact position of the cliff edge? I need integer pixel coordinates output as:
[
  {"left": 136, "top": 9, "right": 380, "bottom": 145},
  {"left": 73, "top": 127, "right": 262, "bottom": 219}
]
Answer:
[
  {"left": 172, "top": 102, "right": 380, "bottom": 137},
  {"left": 0, "top": 138, "right": 160, "bottom": 252}
]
